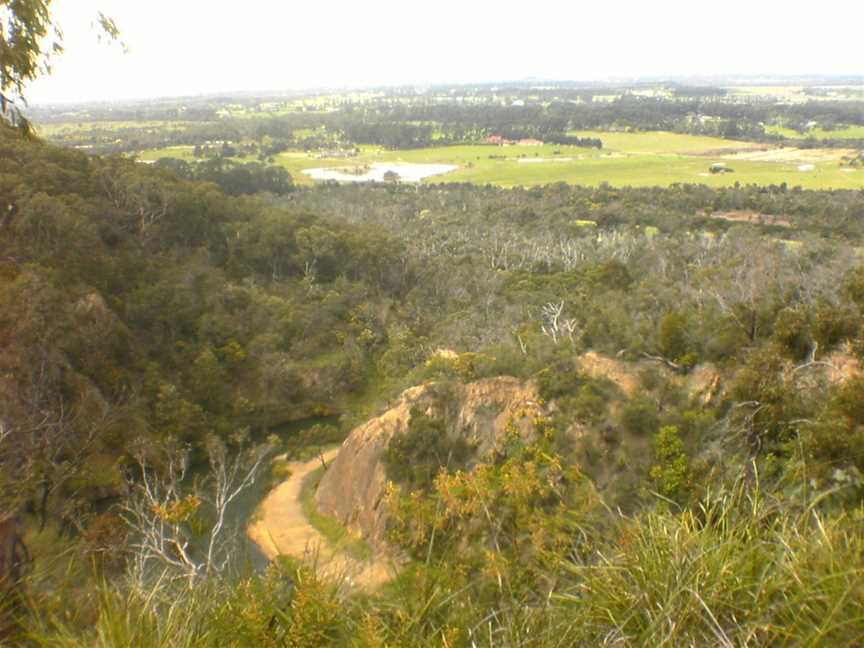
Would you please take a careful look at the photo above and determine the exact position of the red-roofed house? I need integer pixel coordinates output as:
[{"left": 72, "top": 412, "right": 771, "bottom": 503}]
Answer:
[{"left": 484, "top": 135, "right": 508, "bottom": 145}]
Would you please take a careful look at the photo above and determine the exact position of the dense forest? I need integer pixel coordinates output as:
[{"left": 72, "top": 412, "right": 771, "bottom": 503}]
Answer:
[{"left": 2, "top": 112, "right": 864, "bottom": 645}]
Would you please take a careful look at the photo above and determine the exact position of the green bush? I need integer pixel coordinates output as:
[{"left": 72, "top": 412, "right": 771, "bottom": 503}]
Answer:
[
  {"left": 812, "top": 302, "right": 858, "bottom": 351},
  {"left": 535, "top": 363, "right": 584, "bottom": 400},
  {"left": 638, "top": 366, "right": 662, "bottom": 391},
  {"left": 383, "top": 408, "right": 474, "bottom": 492},
  {"left": 658, "top": 311, "right": 689, "bottom": 362},
  {"left": 772, "top": 306, "right": 811, "bottom": 360},
  {"left": 569, "top": 383, "right": 610, "bottom": 425},
  {"left": 621, "top": 396, "right": 660, "bottom": 436},
  {"left": 649, "top": 425, "right": 690, "bottom": 503}
]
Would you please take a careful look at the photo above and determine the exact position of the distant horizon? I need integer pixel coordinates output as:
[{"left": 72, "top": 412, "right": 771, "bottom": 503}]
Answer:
[
  {"left": 25, "top": 0, "right": 864, "bottom": 106},
  {"left": 27, "top": 73, "right": 864, "bottom": 110}
]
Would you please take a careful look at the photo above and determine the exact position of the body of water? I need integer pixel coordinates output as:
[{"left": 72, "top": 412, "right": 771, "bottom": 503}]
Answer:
[{"left": 303, "top": 162, "right": 457, "bottom": 183}]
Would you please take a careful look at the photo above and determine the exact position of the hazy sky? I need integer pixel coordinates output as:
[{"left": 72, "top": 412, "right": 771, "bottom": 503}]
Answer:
[{"left": 26, "top": 0, "right": 864, "bottom": 104}]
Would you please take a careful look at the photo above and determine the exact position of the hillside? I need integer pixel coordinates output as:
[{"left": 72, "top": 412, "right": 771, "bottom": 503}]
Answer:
[{"left": 2, "top": 115, "right": 864, "bottom": 645}]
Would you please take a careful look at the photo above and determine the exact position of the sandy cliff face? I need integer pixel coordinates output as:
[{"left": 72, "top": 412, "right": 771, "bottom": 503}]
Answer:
[{"left": 314, "top": 377, "right": 544, "bottom": 552}]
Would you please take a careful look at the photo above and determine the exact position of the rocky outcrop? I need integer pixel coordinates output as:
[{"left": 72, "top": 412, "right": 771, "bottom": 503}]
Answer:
[
  {"left": 579, "top": 351, "right": 641, "bottom": 396},
  {"left": 687, "top": 363, "right": 723, "bottom": 406},
  {"left": 315, "top": 377, "right": 544, "bottom": 552}
]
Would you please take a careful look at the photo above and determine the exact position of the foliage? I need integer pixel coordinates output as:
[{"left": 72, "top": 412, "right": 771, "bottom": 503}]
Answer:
[
  {"left": 387, "top": 419, "right": 602, "bottom": 600},
  {"left": 621, "top": 396, "right": 660, "bottom": 437},
  {"left": 729, "top": 345, "right": 804, "bottom": 451},
  {"left": 658, "top": 311, "right": 691, "bottom": 363},
  {"left": 25, "top": 560, "right": 349, "bottom": 648},
  {"left": 772, "top": 306, "right": 812, "bottom": 360},
  {"left": 383, "top": 408, "right": 474, "bottom": 493},
  {"left": 535, "top": 362, "right": 583, "bottom": 401},
  {"left": 1, "top": 3, "right": 121, "bottom": 134},
  {"left": 556, "top": 481, "right": 864, "bottom": 646},
  {"left": 802, "top": 377, "right": 864, "bottom": 480},
  {"left": 649, "top": 425, "right": 690, "bottom": 503},
  {"left": 0, "top": 0, "right": 58, "bottom": 132}
]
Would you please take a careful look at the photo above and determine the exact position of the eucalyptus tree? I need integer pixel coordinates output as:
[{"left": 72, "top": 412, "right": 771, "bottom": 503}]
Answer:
[{"left": 0, "top": 1, "right": 119, "bottom": 133}]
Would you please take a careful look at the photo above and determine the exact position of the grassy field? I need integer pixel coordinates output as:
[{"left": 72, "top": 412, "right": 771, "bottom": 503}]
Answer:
[
  {"left": 36, "top": 120, "right": 196, "bottom": 137},
  {"left": 136, "top": 145, "right": 199, "bottom": 162},
  {"left": 137, "top": 131, "right": 864, "bottom": 190},
  {"left": 567, "top": 130, "right": 761, "bottom": 153}
]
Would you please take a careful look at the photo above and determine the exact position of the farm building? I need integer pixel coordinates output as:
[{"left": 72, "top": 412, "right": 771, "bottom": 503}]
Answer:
[{"left": 484, "top": 135, "right": 514, "bottom": 146}]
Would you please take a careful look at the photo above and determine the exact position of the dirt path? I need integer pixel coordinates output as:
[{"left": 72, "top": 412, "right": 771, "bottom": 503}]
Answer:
[{"left": 246, "top": 448, "right": 393, "bottom": 588}]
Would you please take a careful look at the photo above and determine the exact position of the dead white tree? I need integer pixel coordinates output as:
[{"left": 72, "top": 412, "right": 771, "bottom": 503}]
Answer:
[
  {"left": 123, "top": 433, "right": 272, "bottom": 588},
  {"left": 125, "top": 446, "right": 197, "bottom": 586},
  {"left": 202, "top": 434, "right": 271, "bottom": 576},
  {"left": 561, "top": 317, "right": 582, "bottom": 347},
  {"left": 541, "top": 301, "right": 565, "bottom": 345},
  {"left": 302, "top": 259, "right": 318, "bottom": 294}
]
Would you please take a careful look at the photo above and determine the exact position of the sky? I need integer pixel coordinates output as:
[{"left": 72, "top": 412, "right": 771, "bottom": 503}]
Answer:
[{"left": 25, "top": 0, "right": 864, "bottom": 104}]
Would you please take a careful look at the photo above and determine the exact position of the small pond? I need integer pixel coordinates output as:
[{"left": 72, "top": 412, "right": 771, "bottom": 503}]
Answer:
[{"left": 303, "top": 162, "right": 457, "bottom": 183}]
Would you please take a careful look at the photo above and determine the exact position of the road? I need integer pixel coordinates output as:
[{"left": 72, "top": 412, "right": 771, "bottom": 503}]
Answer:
[{"left": 246, "top": 447, "right": 392, "bottom": 588}]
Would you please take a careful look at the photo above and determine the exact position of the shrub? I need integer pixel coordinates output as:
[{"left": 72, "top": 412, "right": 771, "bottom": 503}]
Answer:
[
  {"left": 649, "top": 425, "right": 690, "bottom": 503},
  {"left": 812, "top": 302, "right": 858, "bottom": 351},
  {"left": 638, "top": 367, "right": 662, "bottom": 391},
  {"left": 535, "top": 363, "right": 584, "bottom": 400},
  {"left": 383, "top": 408, "right": 474, "bottom": 492},
  {"left": 569, "top": 383, "right": 609, "bottom": 425},
  {"left": 658, "top": 311, "right": 689, "bottom": 362},
  {"left": 621, "top": 396, "right": 659, "bottom": 436},
  {"left": 772, "top": 306, "right": 811, "bottom": 360}
]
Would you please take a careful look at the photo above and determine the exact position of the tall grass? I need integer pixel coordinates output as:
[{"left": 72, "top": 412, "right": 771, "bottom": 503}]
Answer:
[
  {"left": 24, "top": 560, "right": 351, "bottom": 648},
  {"left": 551, "top": 478, "right": 864, "bottom": 646},
  {"left": 17, "top": 476, "right": 864, "bottom": 646}
]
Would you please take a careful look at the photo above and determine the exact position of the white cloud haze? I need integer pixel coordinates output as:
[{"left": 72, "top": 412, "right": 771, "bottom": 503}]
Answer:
[{"left": 26, "top": 0, "right": 864, "bottom": 103}]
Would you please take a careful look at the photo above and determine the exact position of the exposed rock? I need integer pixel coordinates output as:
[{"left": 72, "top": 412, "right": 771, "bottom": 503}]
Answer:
[
  {"left": 578, "top": 351, "right": 640, "bottom": 396},
  {"left": 315, "top": 377, "right": 544, "bottom": 553},
  {"left": 687, "top": 363, "right": 723, "bottom": 406}
]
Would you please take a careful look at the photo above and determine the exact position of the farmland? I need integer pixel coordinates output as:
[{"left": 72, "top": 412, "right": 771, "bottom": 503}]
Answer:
[
  {"left": 137, "top": 130, "right": 864, "bottom": 189},
  {"left": 30, "top": 82, "right": 864, "bottom": 191}
]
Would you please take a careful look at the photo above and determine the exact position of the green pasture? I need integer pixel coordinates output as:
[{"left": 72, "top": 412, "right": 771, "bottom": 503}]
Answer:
[
  {"left": 139, "top": 130, "right": 864, "bottom": 190},
  {"left": 432, "top": 151, "right": 864, "bottom": 189},
  {"left": 36, "top": 120, "right": 196, "bottom": 137},
  {"left": 567, "top": 130, "right": 761, "bottom": 153},
  {"left": 136, "top": 145, "right": 198, "bottom": 162}
]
